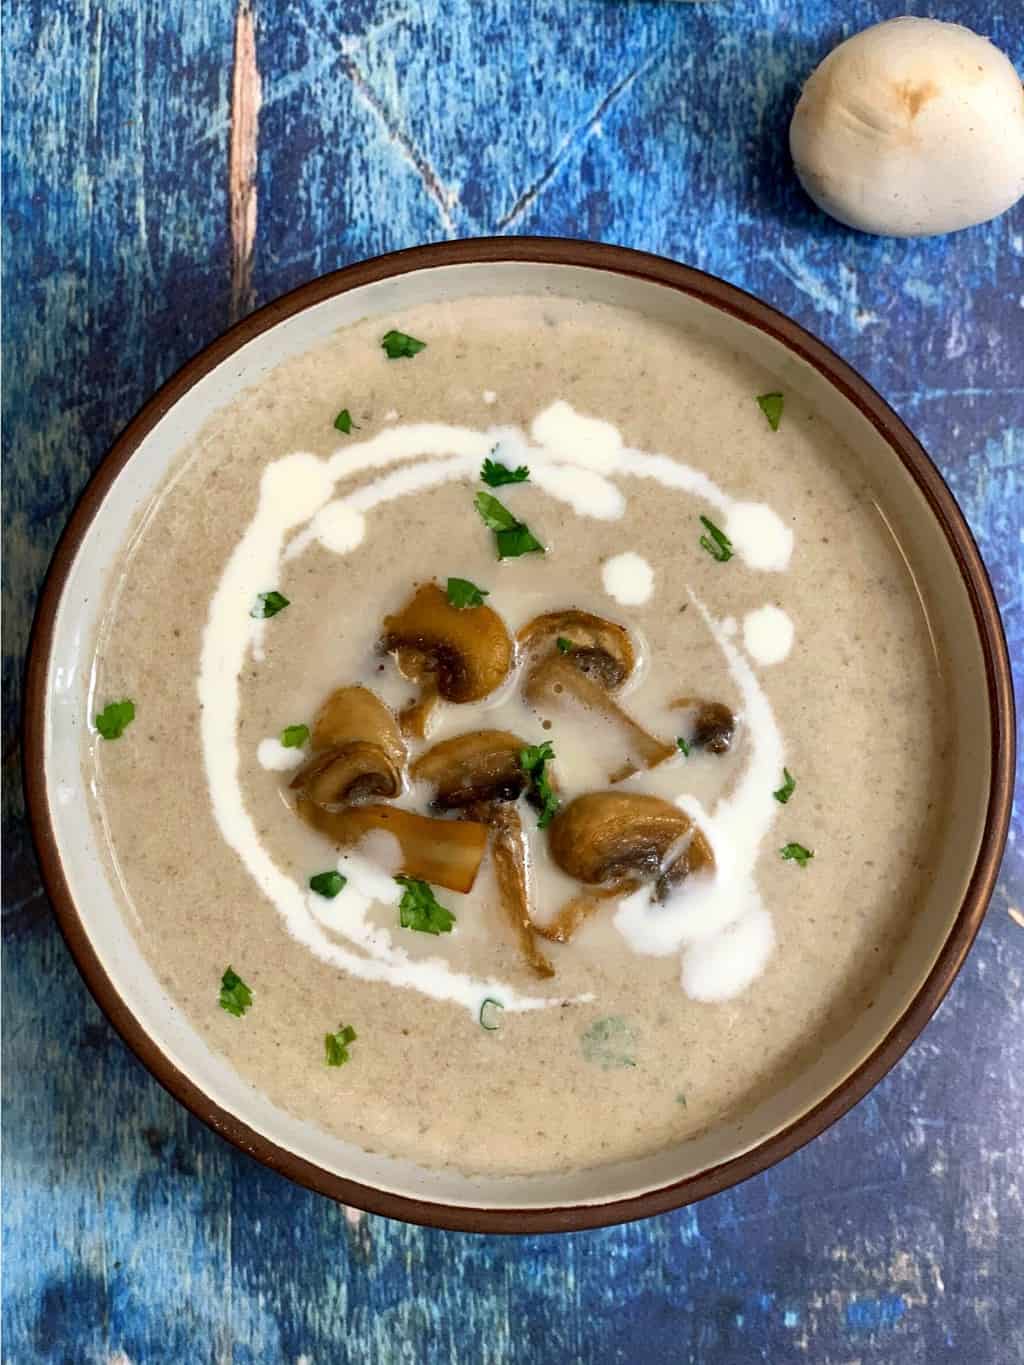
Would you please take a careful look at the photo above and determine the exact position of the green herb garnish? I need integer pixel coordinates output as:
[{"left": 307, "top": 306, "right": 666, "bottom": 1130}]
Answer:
[
  {"left": 446, "top": 577, "right": 489, "bottom": 609},
  {"left": 250, "top": 590, "right": 290, "bottom": 619},
  {"left": 757, "top": 392, "right": 784, "bottom": 431},
  {"left": 677, "top": 736, "right": 691, "bottom": 757},
  {"left": 473, "top": 491, "right": 544, "bottom": 560},
  {"left": 381, "top": 329, "right": 426, "bottom": 360},
  {"left": 481, "top": 456, "right": 530, "bottom": 487},
  {"left": 333, "top": 408, "right": 357, "bottom": 434},
  {"left": 773, "top": 768, "right": 796, "bottom": 804},
  {"left": 519, "top": 741, "right": 560, "bottom": 829},
  {"left": 699, "top": 516, "right": 733, "bottom": 563},
  {"left": 780, "top": 842, "right": 814, "bottom": 868},
  {"left": 395, "top": 876, "right": 456, "bottom": 935},
  {"left": 95, "top": 699, "right": 135, "bottom": 740},
  {"left": 556, "top": 637, "right": 574, "bottom": 654},
  {"left": 479, "top": 998, "right": 504, "bottom": 1031},
  {"left": 280, "top": 723, "right": 310, "bottom": 748},
  {"left": 219, "top": 967, "right": 253, "bottom": 1018},
  {"left": 581, "top": 1016, "right": 637, "bottom": 1070},
  {"left": 309, "top": 870, "right": 346, "bottom": 898},
  {"left": 324, "top": 1023, "right": 357, "bottom": 1066}
]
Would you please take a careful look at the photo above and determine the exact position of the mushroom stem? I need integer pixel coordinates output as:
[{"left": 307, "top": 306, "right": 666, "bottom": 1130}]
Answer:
[
  {"left": 295, "top": 797, "right": 488, "bottom": 894},
  {"left": 526, "top": 655, "right": 676, "bottom": 780},
  {"left": 532, "top": 878, "right": 639, "bottom": 944},
  {"left": 471, "top": 802, "right": 554, "bottom": 979}
]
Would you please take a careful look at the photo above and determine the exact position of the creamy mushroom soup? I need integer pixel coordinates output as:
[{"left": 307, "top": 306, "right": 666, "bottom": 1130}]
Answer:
[{"left": 86, "top": 296, "right": 947, "bottom": 1175}]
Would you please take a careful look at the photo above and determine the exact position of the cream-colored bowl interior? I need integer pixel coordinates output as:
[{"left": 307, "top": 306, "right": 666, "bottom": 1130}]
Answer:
[{"left": 41, "top": 261, "right": 991, "bottom": 1214}]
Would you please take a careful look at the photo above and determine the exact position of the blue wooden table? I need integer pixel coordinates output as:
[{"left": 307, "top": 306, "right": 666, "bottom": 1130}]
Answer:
[{"left": 4, "top": 2, "right": 1022, "bottom": 1360}]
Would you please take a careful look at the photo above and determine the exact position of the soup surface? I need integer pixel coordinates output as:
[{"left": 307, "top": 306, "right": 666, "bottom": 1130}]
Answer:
[{"left": 87, "top": 295, "right": 947, "bottom": 1175}]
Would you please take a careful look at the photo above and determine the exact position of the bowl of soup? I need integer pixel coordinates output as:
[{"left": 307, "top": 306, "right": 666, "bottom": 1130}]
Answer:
[{"left": 24, "top": 239, "right": 1014, "bottom": 1231}]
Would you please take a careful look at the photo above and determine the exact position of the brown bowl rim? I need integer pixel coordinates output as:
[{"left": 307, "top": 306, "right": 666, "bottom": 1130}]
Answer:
[{"left": 22, "top": 236, "right": 1016, "bottom": 1233}]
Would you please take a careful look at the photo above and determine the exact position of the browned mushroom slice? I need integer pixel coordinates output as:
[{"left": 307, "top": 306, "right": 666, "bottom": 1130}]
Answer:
[
  {"left": 291, "top": 741, "right": 402, "bottom": 805},
  {"left": 672, "top": 697, "right": 737, "bottom": 755},
  {"left": 542, "top": 791, "right": 714, "bottom": 941},
  {"left": 410, "top": 729, "right": 527, "bottom": 809},
  {"left": 412, "top": 730, "right": 554, "bottom": 978},
  {"left": 294, "top": 797, "right": 488, "bottom": 894},
  {"left": 381, "top": 583, "right": 514, "bottom": 737},
  {"left": 311, "top": 685, "right": 407, "bottom": 768},
  {"left": 470, "top": 802, "right": 555, "bottom": 979},
  {"left": 524, "top": 654, "right": 676, "bottom": 781},
  {"left": 517, "top": 610, "right": 636, "bottom": 688}
]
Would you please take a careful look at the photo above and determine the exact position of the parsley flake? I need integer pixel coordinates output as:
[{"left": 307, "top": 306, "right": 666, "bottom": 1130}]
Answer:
[
  {"left": 280, "top": 723, "right": 309, "bottom": 748},
  {"left": 481, "top": 456, "right": 530, "bottom": 487},
  {"left": 757, "top": 392, "right": 785, "bottom": 431},
  {"left": 780, "top": 842, "right": 814, "bottom": 868},
  {"left": 677, "top": 736, "right": 691, "bottom": 757},
  {"left": 219, "top": 966, "right": 253, "bottom": 1018},
  {"left": 396, "top": 876, "right": 456, "bottom": 935},
  {"left": 446, "top": 577, "right": 489, "bottom": 609},
  {"left": 310, "top": 870, "right": 346, "bottom": 898},
  {"left": 479, "top": 998, "right": 504, "bottom": 1031},
  {"left": 381, "top": 329, "right": 426, "bottom": 359},
  {"left": 773, "top": 768, "right": 796, "bottom": 804},
  {"left": 474, "top": 491, "right": 544, "bottom": 559},
  {"left": 334, "top": 408, "right": 357, "bottom": 434},
  {"left": 519, "top": 741, "right": 560, "bottom": 829},
  {"left": 95, "top": 699, "right": 135, "bottom": 740},
  {"left": 324, "top": 1023, "right": 357, "bottom": 1066},
  {"left": 556, "top": 637, "right": 574, "bottom": 654},
  {"left": 699, "top": 515, "right": 733, "bottom": 563},
  {"left": 250, "top": 590, "right": 290, "bottom": 619}
]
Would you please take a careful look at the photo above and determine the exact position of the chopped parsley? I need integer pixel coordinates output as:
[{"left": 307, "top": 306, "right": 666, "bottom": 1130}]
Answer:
[
  {"left": 699, "top": 515, "right": 733, "bottom": 563},
  {"left": 309, "top": 870, "right": 346, "bottom": 898},
  {"left": 219, "top": 967, "right": 253, "bottom": 1018},
  {"left": 481, "top": 455, "right": 530, "bottom": 487},
  {"left": 395, "top": 876, "right": 456, "bottom": 935},
  {"left": 250, "top": 590, "right": 290, "bottom": 619},
  {"left": 519, "top": 740, "right": 560, "bottom": 829},
  {"left": 333, "top": 408, "right": 357, "bottom": 434},
  {"left": 556, "top": 637, "right": 574, "bottom": 654},
  {"left": 780, "top": 841, "right": 814, "bottom": 868},
  {"left": 581, "top": 1016, "right": 637, "bottom": 1070},
  {"left": 474, "top": 491, "right": 545, "bottom": 560},
  {"left": 677, "top": 736, "right": 691, "bottom": 757},
  {"left": 381, "top": 329, "right": 426, "bottom": 359},
  {"left": 446, "top": 576, "right": 489, "bottom": 609},
  {"left": 479, "top": 998, "right": 504, "bottom": 1031},
  {"left": 757, "top": 392, "right": 785, "bottom": 431},
  {"left": 773, "top": 768, "right": 796, "bottom": 804},
  {"left": 95, "top": 699, "right": 135, "bottom": 740},
  {"left": 280, "top": 723, "right": 310, "bottom": 748},
  {"left": 324, "top": 1023, "right": 357, "bottom": 1066}
]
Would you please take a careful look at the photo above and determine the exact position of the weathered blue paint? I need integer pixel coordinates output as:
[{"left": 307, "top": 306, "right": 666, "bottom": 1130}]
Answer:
[{"left": 3, "top": 1, "right": 1022, "bottom": 1361}]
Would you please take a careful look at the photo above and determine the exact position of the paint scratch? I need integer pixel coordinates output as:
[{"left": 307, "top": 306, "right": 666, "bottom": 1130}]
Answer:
[
  {"left": 339, "top": 50, "right": 457, "bottom": 237},
  {"left": 497, "top": 49, "right": 665, "bottom": 231},
  {"left": 228, "top": 0, "right": 262, "bottom": 323}
]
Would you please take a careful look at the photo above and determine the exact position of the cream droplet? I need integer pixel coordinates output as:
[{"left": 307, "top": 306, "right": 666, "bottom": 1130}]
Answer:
[
  {"left": 601, "top": 552, "right": 654, "bottom": 605},
  {"left": 742, "top": 605, "right": 794, "bottom": 665}
]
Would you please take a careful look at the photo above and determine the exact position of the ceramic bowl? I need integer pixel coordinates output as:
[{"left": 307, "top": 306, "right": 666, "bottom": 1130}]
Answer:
[{"left": 24, "top": 239, "right": 1015, "bottom": 1232}]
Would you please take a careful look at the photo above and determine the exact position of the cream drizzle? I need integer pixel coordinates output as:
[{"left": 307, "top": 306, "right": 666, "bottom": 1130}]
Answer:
[{"left": 198, "top": 402, "right": 793, "bottom": 1016}]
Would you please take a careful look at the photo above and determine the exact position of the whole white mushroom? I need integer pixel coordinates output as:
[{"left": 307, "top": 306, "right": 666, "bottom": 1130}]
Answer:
[{"left": 790, "top": 17, "right": 1024, "bottom": 237}]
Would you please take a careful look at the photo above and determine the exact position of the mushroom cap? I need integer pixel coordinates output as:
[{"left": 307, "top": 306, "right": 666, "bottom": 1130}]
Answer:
[
  {"left": 290, "top": 741, "right": 402, "bottom": 806},
  {"left": 790, "top": 18, "right": 1024, "bottom": 236},
  {"left": 410, "top": 729, "right": 528, "bottom": 809},
  {"left": 311, "top": 685, "right": 406, "bottom": 768},
  {"left": 548, "top": 791, "right": 704, "bottom": 885},
  {"left": 381, "top": 582, "right": 514, "bottom": 704},
  {"left": 517, "top": 609, "right": 635, "bottom": 689}
]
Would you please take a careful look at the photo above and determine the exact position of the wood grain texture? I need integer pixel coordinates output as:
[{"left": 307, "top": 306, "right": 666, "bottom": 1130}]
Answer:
[{"left": 3, "top": 1, "right": 1022, "bottom": 1360}]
